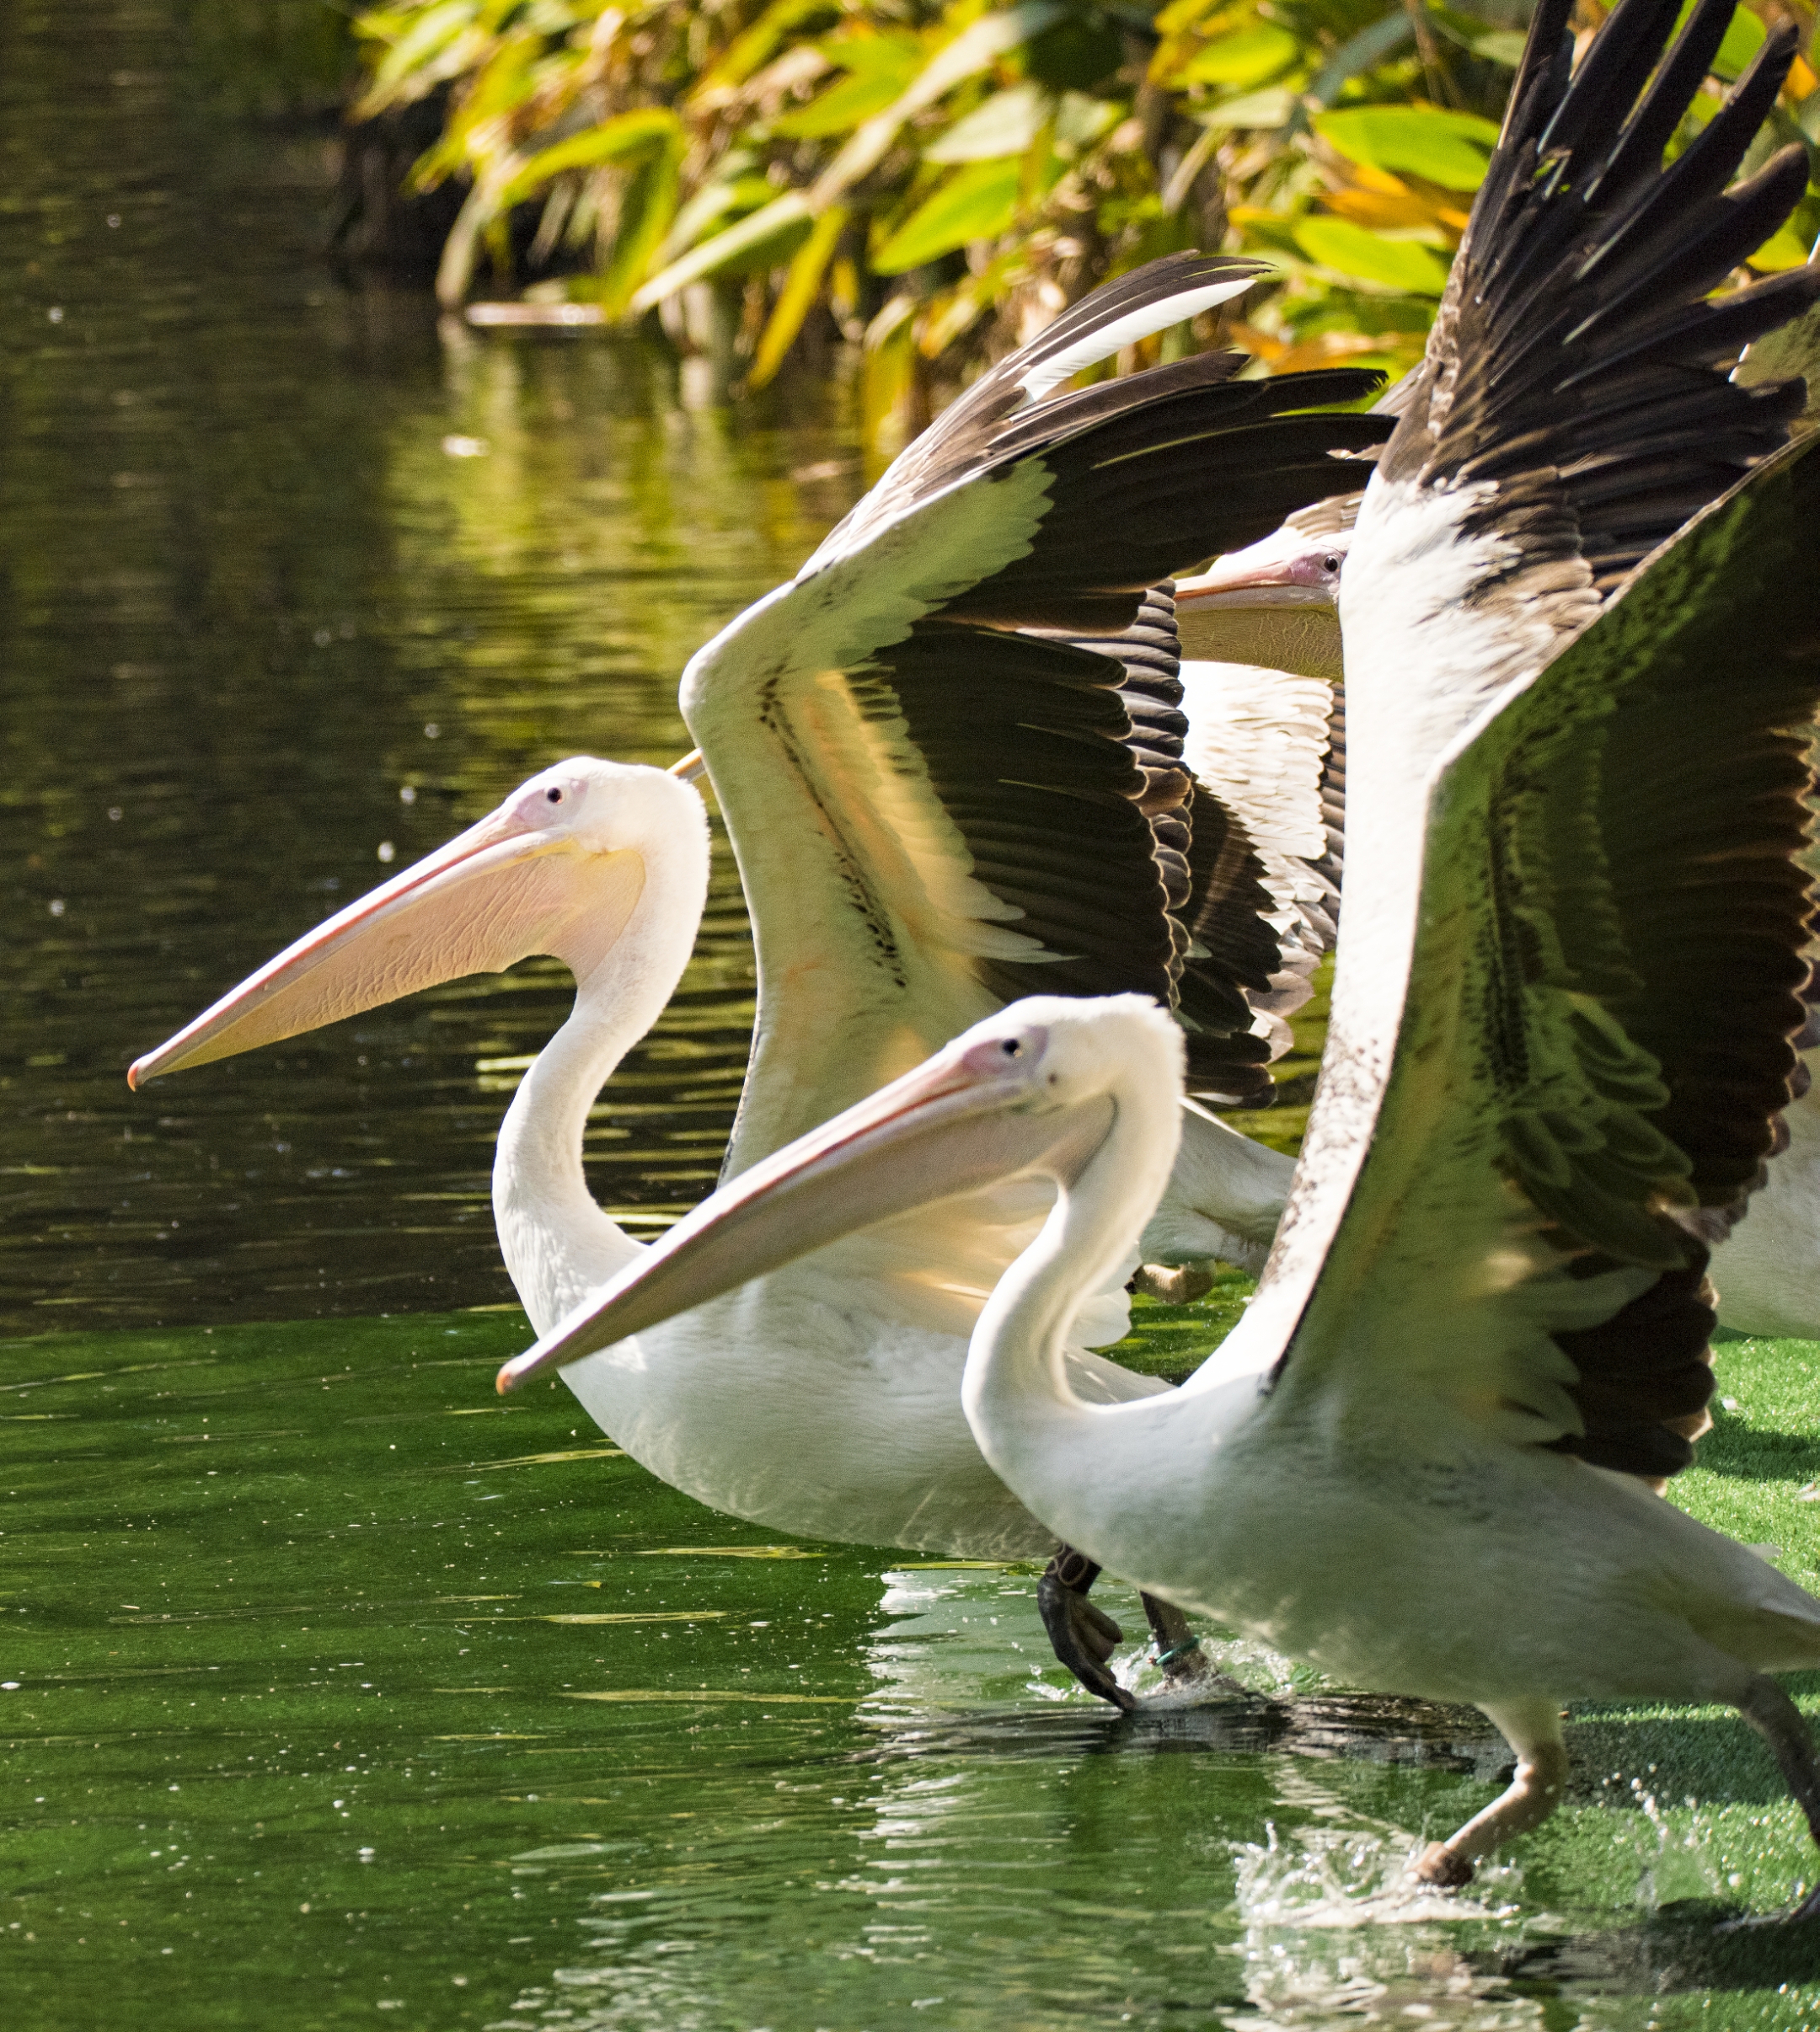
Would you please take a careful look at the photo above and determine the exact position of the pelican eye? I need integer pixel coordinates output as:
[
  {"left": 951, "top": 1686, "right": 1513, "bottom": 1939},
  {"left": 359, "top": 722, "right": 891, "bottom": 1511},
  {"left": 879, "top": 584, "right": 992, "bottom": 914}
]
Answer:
[
  {"left": 1322, "top": 553, "right": 1341, "bottom": 574},
  {"left": 545, "top": 787, "right": 564, "bottom": 805},
  {"left": 1000, "top": 1039, "right": 1023, "bottom": 1059}
]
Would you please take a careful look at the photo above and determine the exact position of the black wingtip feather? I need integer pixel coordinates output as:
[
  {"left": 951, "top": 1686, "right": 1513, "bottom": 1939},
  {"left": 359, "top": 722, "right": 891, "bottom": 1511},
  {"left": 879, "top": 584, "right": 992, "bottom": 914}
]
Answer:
[{"left": 1384, "top": 0, "right": 1820, "bottom": 594}]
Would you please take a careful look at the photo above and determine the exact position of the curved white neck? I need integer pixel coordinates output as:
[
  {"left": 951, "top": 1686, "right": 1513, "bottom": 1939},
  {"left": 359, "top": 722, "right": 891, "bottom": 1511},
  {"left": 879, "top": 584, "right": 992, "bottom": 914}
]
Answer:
[
  {"left": 962, "top": 1096, "right": 1179, "bottom": 1487},
  {"left": 495, "top": 833, "right": 709, "bottom": 1335},
  {"left": 961, "top": 1083, "right": 1272, "bottom": 1570}
]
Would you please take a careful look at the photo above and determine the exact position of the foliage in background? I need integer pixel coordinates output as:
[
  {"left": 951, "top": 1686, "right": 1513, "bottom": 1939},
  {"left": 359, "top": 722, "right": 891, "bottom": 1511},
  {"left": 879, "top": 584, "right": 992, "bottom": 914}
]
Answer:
[
  {"left": 347, "top": 0, "right": 1820, "bottom": 448},
  {"left": 180, "top": 0, "right": 361, "bottom": 119}
]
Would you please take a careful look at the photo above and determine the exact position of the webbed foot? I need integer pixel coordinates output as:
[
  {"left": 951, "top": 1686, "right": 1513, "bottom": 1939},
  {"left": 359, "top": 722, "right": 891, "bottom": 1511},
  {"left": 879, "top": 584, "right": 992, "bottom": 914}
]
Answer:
[
  {"left": 1038, "top": 1548, "right": 1136, "bottom": 1713},
  {"left": 1413, "top": 1842, "right": 1475, "bottom": 1888}
]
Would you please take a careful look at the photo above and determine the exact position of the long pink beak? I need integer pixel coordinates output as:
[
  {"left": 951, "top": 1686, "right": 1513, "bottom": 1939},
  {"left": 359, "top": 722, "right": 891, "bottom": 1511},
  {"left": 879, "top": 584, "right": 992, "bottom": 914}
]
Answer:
[
  {"left": 1175, "top": 525, "right": 1339, "bottom": 608},
  {"left": 495, "top": 1034, "right": 1115, "bottom": 1393},
  {"left": 126, "top": 804, "right": 564, "bottom": 1088}
]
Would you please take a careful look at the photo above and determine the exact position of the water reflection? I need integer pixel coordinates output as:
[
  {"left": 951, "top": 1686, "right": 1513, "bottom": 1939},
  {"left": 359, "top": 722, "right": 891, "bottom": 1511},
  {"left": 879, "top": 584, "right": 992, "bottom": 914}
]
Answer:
[
  {"left": 0, "top": 0, "right": 863, "bottom": 1337},
  {"left": 7, "top": 1310, "right": 1820, "bottom": 2028}
]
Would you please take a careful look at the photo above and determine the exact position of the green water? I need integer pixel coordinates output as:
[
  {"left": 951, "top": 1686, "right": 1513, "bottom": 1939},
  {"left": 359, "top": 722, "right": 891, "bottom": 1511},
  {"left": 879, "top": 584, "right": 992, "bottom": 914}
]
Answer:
[
  {"left": 9, "top": 6, "right": 1820, "bottom": 2027},
  {"left": 9, "top": 1314, "right": 1820, "bottom": 2029}
]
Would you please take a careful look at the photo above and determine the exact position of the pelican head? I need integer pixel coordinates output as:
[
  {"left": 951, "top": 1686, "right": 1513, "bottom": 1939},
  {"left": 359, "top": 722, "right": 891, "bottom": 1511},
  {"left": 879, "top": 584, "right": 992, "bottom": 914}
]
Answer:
[
  {"left": 496, "top": 994, "right": 1184, "bottom": 1393},
  {"left": 128, "top": 757, "right": 705, "bottom": 1088},
  {"left": 1175, "top": 521, "right": 1349, "bottom": 608}
]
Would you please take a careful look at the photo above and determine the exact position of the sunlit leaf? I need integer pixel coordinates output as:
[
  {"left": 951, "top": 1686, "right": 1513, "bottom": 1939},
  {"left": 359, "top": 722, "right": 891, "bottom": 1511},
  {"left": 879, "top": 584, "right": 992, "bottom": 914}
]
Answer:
[
  {"left": 598, "top": 132, "right": 685, "bottom": 316},
  {"left": 1197, "top": 86, "right": 1295, "bottom": 132},
  {"left": 1293, "top": 217, "right": 1452, "bottom": 294},
  {"left": 874, "top": 158, "right": 1022, "bottom": 274},
  {"left": 1315, "top": 105, "right": 1501, "bottom": 190},
  {"left": 631, "top": 191, "right": 816, "bottom": 309},
  {"left": 1748, "top": 222, "right": 1813, "bottom": 272},
  {"left": 926, "top": 83, "right": 1052, "bottom": 163},
  {"left": 1177, "top": 24, "right": 1298, "bottom": 89},
  {"left": 363, "top": 0, "right": 483, "bottom": 99},
  {"left": 772, "top": 67, "right": 906, "bottom": 138},
  {"left": 749, "top": 205, "right": 850, "bottom": 388},
  {"left": 693, "top": 0, "right": 840, "bottom": 99},
  {"left": 1055, "top": 89, "right": 1120, "bottom": 152},
  {"left": 498, "top": 109, "right": 682, "bottom": 211},
  {"left": 820, "top": 29, "right": 923, "bottom": 79},
  {"left": 811, "top": 1, "right": 1066, "bottom": 201}
]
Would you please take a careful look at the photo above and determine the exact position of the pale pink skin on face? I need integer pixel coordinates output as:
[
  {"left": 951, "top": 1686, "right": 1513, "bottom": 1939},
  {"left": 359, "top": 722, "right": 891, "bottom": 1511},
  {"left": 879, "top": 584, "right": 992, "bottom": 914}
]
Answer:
[{"left": 1175, "top": 527, "right": 1347, "bottom": 606}]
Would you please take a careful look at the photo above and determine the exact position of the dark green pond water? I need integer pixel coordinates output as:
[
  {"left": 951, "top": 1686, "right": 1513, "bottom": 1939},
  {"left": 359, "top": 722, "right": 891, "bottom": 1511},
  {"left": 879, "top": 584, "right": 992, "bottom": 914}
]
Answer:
[{"left": 8, "top": 6, "right": 1820, "bottom": 2027}]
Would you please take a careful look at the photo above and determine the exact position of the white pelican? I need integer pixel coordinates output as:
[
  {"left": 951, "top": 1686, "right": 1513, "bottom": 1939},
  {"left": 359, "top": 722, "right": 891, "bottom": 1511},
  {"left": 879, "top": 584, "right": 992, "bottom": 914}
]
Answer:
[
  {"left": 497, "top": 0, "right": 1820, "bottom": 1899},
  {"left": 130, "top": 253, "right": 1391, "bottom": 1706}
]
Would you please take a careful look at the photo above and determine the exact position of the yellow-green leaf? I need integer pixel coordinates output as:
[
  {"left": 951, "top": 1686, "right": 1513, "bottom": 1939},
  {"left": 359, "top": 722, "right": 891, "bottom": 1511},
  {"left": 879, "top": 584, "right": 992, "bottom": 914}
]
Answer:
[
  {"left": 1294, "top": 217, "right": 1452, "bottom": 294},
  {"left": 819, "top": 29, "right": 923, "bottom": 80},
  {"left": 1198, "top": 86, "right": 1295, "bottom": 132},
  {"left": 598, "top": 136, "right": 684, "bottom": 317},
  {"left": 749, "top": 206, "right": 850, "bottom": 388},
  {"left": 630, "top": 191, "right": 816, "bottom": 310},
  {"left": 694, "top": 0, "right": 839, "bottom": 99},
  {"left": 773, "top": 68, "right": 907, "bottom": 139},
  {"left": 1315, "top": 105, "right": 1502, "bottom": 190},
  {"left": 1178, "top": 24, "right": 1298, "bottom": 88},
  {"left": 497, "top": 110, "right": 682, "bottom": 212},
  {"left": 873, "top": 159, "right": 1021, "bottom": 274},
  {"left": 1748, "top": 222, "right": 1813, "bottom": 273},
  {"left": 925, "top": 83, "right": 1052, "bottom": 163}
]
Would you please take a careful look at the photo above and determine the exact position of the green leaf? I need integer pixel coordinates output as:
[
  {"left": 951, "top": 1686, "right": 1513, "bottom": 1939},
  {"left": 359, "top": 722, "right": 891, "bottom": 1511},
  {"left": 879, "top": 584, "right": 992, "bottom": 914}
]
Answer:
[
  {"left": 873, "top": 159, "right": 1021, "bottom": 274},
  {"left": 630, "top": 191, "right": 816, "bottom": 311},
  {"left": 1315, "top": 105, "right": 1502, "bottom": 190},
  {"left": 773, "top": 67, "right": 906, "bottom": 139},
  {"left": 367, "top": 0, "right": 481, "bottom": 96},
  {"left": 1055, "top": 89, "right": 1119, "bottom": 152},
  {"left": 497, "top": 110, "right": 682, "bottom": 212},
  {"left": 925, "top": 83, "right": 1052, "bottom": 163},
  {"left": 1293, "top": 217, "right": 1452, "bottom": 294},
  {"left": 1673, "top": 0, "right": 1768, "bottom": 83},
  {"left": 693, "top": 0, "right": 841, "bottom": 98},
  {"left": 749, "top": 206, "right": 850, "bottom": 388},
  {"left": 819, "top": 29, "right": 923, "bottom": 80},
  {"left": 598, "top": 134, "right": 684, "bottom": 317},
  {"left": 1305, "top": 13, "right": 1415, "bottom": 110},
  {"left": 1178, "top": 23, "right": 1298, "bottom": 88},
  {"left": 1748, "top": 222, "right": 1813, "bottom": 272},
  {"left": 1197, "top": 86, "right": 1295, "bottom": 132}
]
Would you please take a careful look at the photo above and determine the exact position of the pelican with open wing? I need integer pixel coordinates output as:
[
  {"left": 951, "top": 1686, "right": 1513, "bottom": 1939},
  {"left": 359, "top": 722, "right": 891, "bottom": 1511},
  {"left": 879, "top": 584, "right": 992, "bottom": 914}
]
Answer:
[
  {"left": 131, "top": 254, "right": 1389, "bottom": 1705},
  {"left": 495, "top": 0, "right": 1820, "bottom": 1898}
]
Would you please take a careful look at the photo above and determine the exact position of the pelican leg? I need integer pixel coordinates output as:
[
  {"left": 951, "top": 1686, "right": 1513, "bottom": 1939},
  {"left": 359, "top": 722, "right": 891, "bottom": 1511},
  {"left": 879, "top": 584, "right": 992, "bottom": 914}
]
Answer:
[
  {"left": 1735, "top": 1675, "right": 1820, "bottom": 1921},
  {"left": 1413, "top": 1698, "right": 1568, "bottom": 1888},
  {"left": 1038, "top": 1547, "right": 1137, "bottom": 1713},
  {"left": 1139, "top": 1593, "right": 1239, "bottom": 1692}
]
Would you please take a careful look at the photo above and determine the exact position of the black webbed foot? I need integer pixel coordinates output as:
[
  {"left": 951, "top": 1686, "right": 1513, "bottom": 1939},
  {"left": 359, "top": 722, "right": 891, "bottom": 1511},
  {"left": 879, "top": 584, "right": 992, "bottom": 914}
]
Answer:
[
  {"left": 1038, "top": 1547, "right": 1137, "bottom": 1712},
  {"left": 1139, "top": 1592, "right": 1240, "bottom": 1694}
]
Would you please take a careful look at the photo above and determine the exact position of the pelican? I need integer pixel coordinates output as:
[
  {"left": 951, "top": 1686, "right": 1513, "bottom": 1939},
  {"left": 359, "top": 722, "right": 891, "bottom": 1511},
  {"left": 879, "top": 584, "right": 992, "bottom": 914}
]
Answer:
[
  {"left": 497, "top": 0, "right": 1820, "bottom": 1901},
  {"left": 130, "top": 254, "right": 1391, "bottom": 1706},
  {"left": 1147, "top": 236, "right": 1820, "bottom": 1343}
]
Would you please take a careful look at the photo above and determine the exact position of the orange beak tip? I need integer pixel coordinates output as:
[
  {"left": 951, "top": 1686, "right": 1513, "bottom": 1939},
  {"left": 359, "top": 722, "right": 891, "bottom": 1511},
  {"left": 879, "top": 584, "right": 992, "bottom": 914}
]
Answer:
[{"left": 126, "top": 1061, "right": 143, "bottom": 1092}]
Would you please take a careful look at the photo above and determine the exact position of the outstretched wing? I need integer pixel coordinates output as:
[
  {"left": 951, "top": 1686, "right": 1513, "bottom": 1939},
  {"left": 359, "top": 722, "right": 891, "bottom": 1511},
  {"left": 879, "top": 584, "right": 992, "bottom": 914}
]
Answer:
[
  {"left": 1210, "top": 0, "right": 1820, "bottom": 1474},
  {"left": 687, "top": 254, "right": 1391, "bottom": 1170},
  {"left": 1256, "top": 441, "right": 1820, "bottom": 1476},
  {"left": 1359, "top": 0, "right": 1817, "bottom": 754},
  {"left": 1176, "top": 660, "right": 1341, "bottom": 1077}
]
